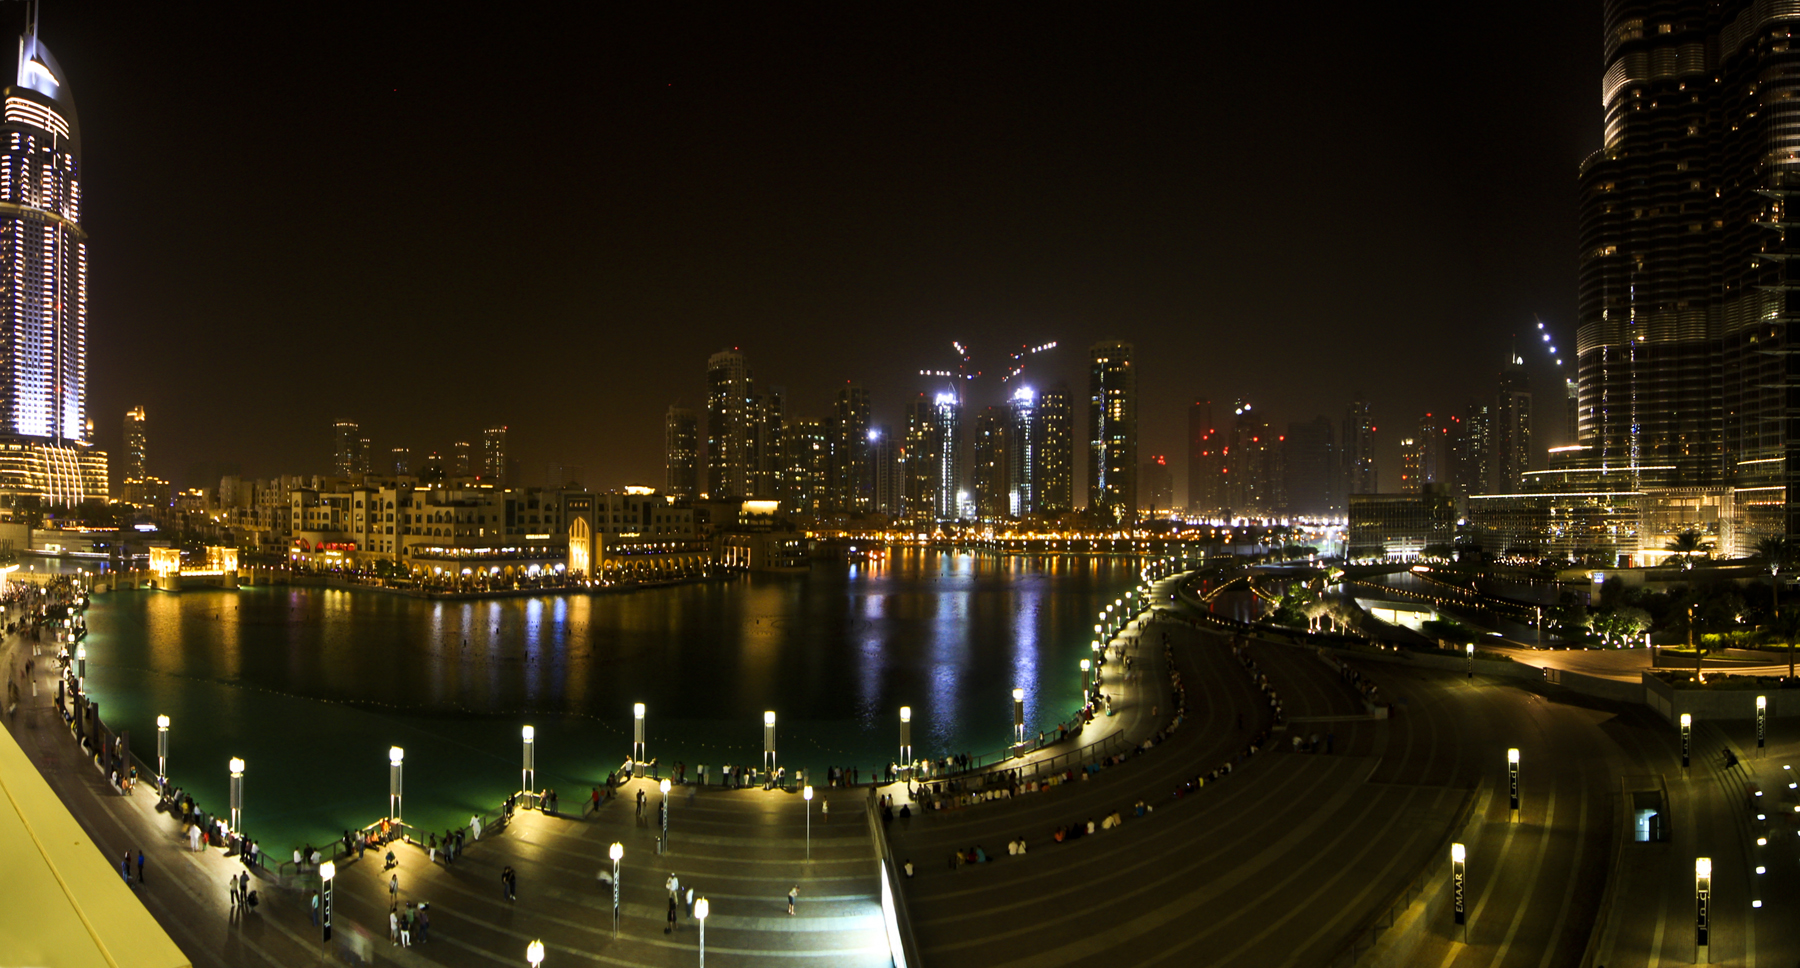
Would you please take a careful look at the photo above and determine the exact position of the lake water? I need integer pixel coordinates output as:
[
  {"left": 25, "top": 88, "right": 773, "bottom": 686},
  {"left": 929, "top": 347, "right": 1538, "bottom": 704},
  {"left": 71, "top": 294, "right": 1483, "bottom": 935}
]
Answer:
[{"left": 76, "top": 548, "right": 1140, "bottom": 854}]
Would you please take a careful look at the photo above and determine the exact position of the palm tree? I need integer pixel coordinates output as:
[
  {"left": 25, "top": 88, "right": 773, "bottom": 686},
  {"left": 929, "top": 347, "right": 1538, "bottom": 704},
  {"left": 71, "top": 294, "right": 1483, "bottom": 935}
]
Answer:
[
  {"left": 1757, "top": 535, "right": 1792, "bottom": 618},
  {"left": 1664, "top": 530, "right": 1706, "bottom": 571}
]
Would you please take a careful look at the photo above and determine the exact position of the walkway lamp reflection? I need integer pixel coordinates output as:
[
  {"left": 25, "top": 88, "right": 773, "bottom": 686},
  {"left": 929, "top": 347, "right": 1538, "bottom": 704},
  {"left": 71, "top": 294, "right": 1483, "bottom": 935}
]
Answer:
[
  {"left": 694, "top": 897, "right": 710, "bottom": 967},
  {"left": 659, "top": 777, "right": 671, "bottom": 853},
  {"left": 388, "top": 746, "right": 404, "bottom": 821},
  {"left": 156, "top": 714, "right": 169, "bottom": 797},
  {"left": 229, "top": 757, "right": 245, "bottom": 833},
  {"left": 521, "top": 725, "right": 536, "bottom": 801},
  {"left": 609, "top": 843, "right": 623, "bottom": 937},
  {"left": 526, "top": 939, "right": 545, "bottom": 968},
  {"left": 803, "top": 784, "right": 813, "bottom": 859}
]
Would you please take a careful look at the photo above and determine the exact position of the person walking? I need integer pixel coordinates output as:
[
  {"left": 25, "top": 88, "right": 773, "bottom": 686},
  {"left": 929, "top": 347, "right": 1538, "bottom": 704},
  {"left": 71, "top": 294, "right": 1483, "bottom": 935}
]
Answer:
[
  {"left": 389, "top": 872, "right": 399, "bottom": 911},
  {"left": 787, "top": 884, "right": 798, "bottom": 915},
  {"left": 636, "top": 787, "right": 647, "bottom": 823},
  {"left": 399, "top": 904, "right": 413, "bottom": 946},
  {"left": 120, "top": 852, "right": 130, "bottom": 884},
  {"left": 229, "top": 874, "right": 240, "bottom": 907},
  {"left": 310, "top": 892, "right": 319, "bottom": 927}
]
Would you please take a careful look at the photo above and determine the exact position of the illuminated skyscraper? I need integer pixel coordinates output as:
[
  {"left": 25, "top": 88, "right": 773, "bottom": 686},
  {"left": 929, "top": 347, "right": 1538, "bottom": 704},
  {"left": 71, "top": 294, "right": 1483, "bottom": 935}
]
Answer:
[
  {"left": 1008, "top": 387, "right": 1037, "bottom": 516},
  {"left": 706, "top": 350, "right": 756, "bottom": 499},
  {"left": 934, "top": 391, "right": 963, "bottom": 521},
  {"left": 871, "top": 425, "right": 901, "bottom": 515},
  {"left": 1494, "top": 358, "right": 1531, "bottom": 491},
  {"left": 122, "top": 406, "right": 146, "bottom": 482},
  {"left": 331, "top": 419, "right": 359, "bottom": 477},
  {"left": 1087, "top": 341, "right": 1137, "bottom": 524},
  {"left": 1575, "top": 0, "right": 1800, "bottom": 537},
  {"left": 828, "top": 383, "right": 871, "bottom": 512},
  {"left": 665, "top": 405, "right": 698, "bottom": 498},
  {"left": 1341, "top": 393, "right": 1376, "bottom": 496},
  {"left": 452, "top": 440, "right": 471, "bottom": 478},
  {"left": 0, "top": 20, "right": 105, "bottom": 503},
  {"left": 902, "top": 395, "right": 940, "bottom": 523},
  {"left": 482, "top": 426, "right": 507, "bottom": 483},
  {"left": 1188, "top": 400, "right": 1225, "bottom": 516},
  {"left": 972, "top": 407, "right": 1009, "bottom": 521},
  {"left": 1037, "top": 385, "right": 1073, "bottom": 513}
]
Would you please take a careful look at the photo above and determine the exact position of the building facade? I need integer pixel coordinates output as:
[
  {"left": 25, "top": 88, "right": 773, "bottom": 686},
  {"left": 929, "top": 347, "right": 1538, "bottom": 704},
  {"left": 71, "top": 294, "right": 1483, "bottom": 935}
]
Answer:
[
  {"left": 1087, "top": 341, "right": 1137, "bottom": 524},
  {"left": 665, "top": 405, "right": 698, "bottom": 499}
]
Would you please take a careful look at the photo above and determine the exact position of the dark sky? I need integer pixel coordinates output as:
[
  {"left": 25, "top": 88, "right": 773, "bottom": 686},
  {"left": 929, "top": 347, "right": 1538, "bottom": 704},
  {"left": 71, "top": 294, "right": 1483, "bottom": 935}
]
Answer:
[{"left": 50, "top": 2, "right": 1601, "bottom": 499}]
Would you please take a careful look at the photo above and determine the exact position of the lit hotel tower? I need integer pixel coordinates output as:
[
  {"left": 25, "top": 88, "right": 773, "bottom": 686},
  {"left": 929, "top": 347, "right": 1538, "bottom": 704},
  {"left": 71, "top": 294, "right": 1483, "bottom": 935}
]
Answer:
[
  {"left": 1575, "top": 0, "right": 1800, "bottom": 535},
  {"left": 0, "top": 16, "right": 105, "bottom": 502}
]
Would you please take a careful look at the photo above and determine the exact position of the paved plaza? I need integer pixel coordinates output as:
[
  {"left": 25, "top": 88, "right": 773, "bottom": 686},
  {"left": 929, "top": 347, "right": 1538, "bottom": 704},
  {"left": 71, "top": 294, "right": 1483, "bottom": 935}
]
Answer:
[{"left": 9, "top": 579, "right": 1800, "bottom": 967}]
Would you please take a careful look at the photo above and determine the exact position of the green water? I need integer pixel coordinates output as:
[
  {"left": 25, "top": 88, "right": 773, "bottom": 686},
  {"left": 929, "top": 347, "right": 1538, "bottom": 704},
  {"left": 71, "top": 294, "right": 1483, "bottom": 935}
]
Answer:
[{"left": 77, "top": 548, "right": 1141, "bottom": 855}]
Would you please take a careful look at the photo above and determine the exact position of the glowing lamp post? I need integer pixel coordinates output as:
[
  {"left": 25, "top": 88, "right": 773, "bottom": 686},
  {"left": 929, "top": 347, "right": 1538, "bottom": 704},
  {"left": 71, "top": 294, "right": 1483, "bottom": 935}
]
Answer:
[
  {"left": 1465, "top": 642, "right": 1474, "bottom": 679},
  {"left": 1696, "top": 856, "right": 1712, "bottom": 962},
  {"left": 1681, "top": 713, "right": 1693, "bottom": 770},
  {"left": 633, "top": 703, "right": 647, "bottom": 765},
  {"left": 526, "top": 939, "right": 545, "bottom": 968},
  {"left": 155, "top": 714, "right": 170, "bottom": 797},
  {"left": 521, "top": 725, "right": 536, "bottom": 801},
  {"left": 388, "top": 746, "right": 404, "bottom": 822},
  {"left": 694, "top": 897, "right": 710, "bottom": 967},
  {"left": 1757, "top": 696, "right": 1767, "bottom": 750},
  {"left": 1507, "top": 748, "right": 1520, "bottom": 822},
  {"left": 899, "top": 707, "right": 912, "bottom": 772},
  {"left": 1081, "top": 658, "right": 1092, "bottom": 697},
  {"left": 803, "top": 784, "right": 814, "bottom": 859},
  {"left": 609, "top": 842, "right": 623, "bottom": 938},
  {"left": 228, "top": 757, "right": 245, "bottom": 833},
  {"left": 76, "top": 644, "right": 85, "bottom": 692},
  {"left": 763, "top": 711, "right": 777, "bottom": 779},
  {"left": 1450, "top": 842, "right": 1467, "bottom": 942},
  {"left": 1013, "top": 688, "right": 1026, "bottom": 744},
  {"left": 320, "top": 860, "right": 336, "bottom": 945},
  {"left": 659, "top": 777, "right": 671, "bottom": 853}
]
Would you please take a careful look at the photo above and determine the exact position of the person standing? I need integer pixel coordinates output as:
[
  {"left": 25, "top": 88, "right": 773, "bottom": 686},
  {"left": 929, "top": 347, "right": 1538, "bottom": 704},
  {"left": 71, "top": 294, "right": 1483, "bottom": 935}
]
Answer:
[
  {"left": 388, "top": 909, "right": 399, "bottom": 945},
  {"left": 389, "top": 872, "right": 399, "bottom": 910},
  {"left": 787, "top": 884, "right": 798, "bottom": 915},
  {"left": 120, "top": 852, "right": 130, "bottom": 884},
  {"left": 665, "top": 895, "right": 678, "bottom": 934},
  {"left": 136, "top": 850, "right": 144, "bottom": 883},
  {"left": 229, "top": 874, "right": 239, "bottom": 907},
  {"left": 310, "top": 892, "right": 319, "bottom": 927},
  {"left": 821, "top": 798, "right": 829, "bottom": 824}
]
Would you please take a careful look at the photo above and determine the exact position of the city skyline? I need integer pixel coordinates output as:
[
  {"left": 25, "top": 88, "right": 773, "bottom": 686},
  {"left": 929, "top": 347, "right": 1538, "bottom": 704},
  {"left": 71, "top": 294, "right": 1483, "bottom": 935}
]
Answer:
[{"left": 49, "top": 3, "right": 1595, "bottom": 503}]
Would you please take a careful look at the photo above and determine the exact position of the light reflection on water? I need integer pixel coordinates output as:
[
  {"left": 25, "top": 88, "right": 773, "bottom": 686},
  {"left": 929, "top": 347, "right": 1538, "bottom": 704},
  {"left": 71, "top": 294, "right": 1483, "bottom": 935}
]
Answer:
[{"left": 80, "top": 549, "right": 1135, "bottom": 851}]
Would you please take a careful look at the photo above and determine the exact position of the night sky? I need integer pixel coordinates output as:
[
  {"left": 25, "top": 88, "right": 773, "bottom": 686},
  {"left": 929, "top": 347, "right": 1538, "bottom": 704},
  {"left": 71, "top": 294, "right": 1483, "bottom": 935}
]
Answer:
[{"left": 51, "top": 2, "right": 1600, "bottom": 500}]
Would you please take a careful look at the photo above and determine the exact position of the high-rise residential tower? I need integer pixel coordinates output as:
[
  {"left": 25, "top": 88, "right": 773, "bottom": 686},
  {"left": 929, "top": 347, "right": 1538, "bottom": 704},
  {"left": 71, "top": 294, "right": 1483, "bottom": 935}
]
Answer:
[
  {"left": 1494, "top": 358, "right": 1531, "bottom": 492},
  {"left": 0, "top": 21, "right": 105, "bottom": 503},
  {"left": 1008, "top": 387, "right": 1038, "bottom": 517},
  {"left": 902, "top": 395, "right": 941, "bottom": 524},
  {"left": 706, "top": 350, "right": 757, "bottom": 499},
  {"left": 871, "top": 425, "right": 901, "bottom": 516},
  {"left": 1188, "top": 400, "right": 1225, "bottom": 516},
  {"left": 933, "top": 391, "right": 963, "bottom": 521},
  {"left": 665, "top": 405, "right": 698, "bottom": 498},
  {"left": 1342, "top": 393, "right": 1377, "bottom": 497},
  {"left": 123, "top": 406, "right": 147, "bottom": 482},
  {"left": 828, "top": 383, "right": 871, "bottom": 512},
  {"left": 331, "top": 420, "right": 359, "bottom": 477},
  {"left": 482, "top": 426, "right": 507, "bottom": 483},
  {"left": 972, "top": 407, "right": 1010, "bottom": 521},
  {"left": 1037, "top": 386, "right": 1074, "bottom": 513},
  {"left": 1087, "top": 341, "right": 1137, "bottom": 524}
]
